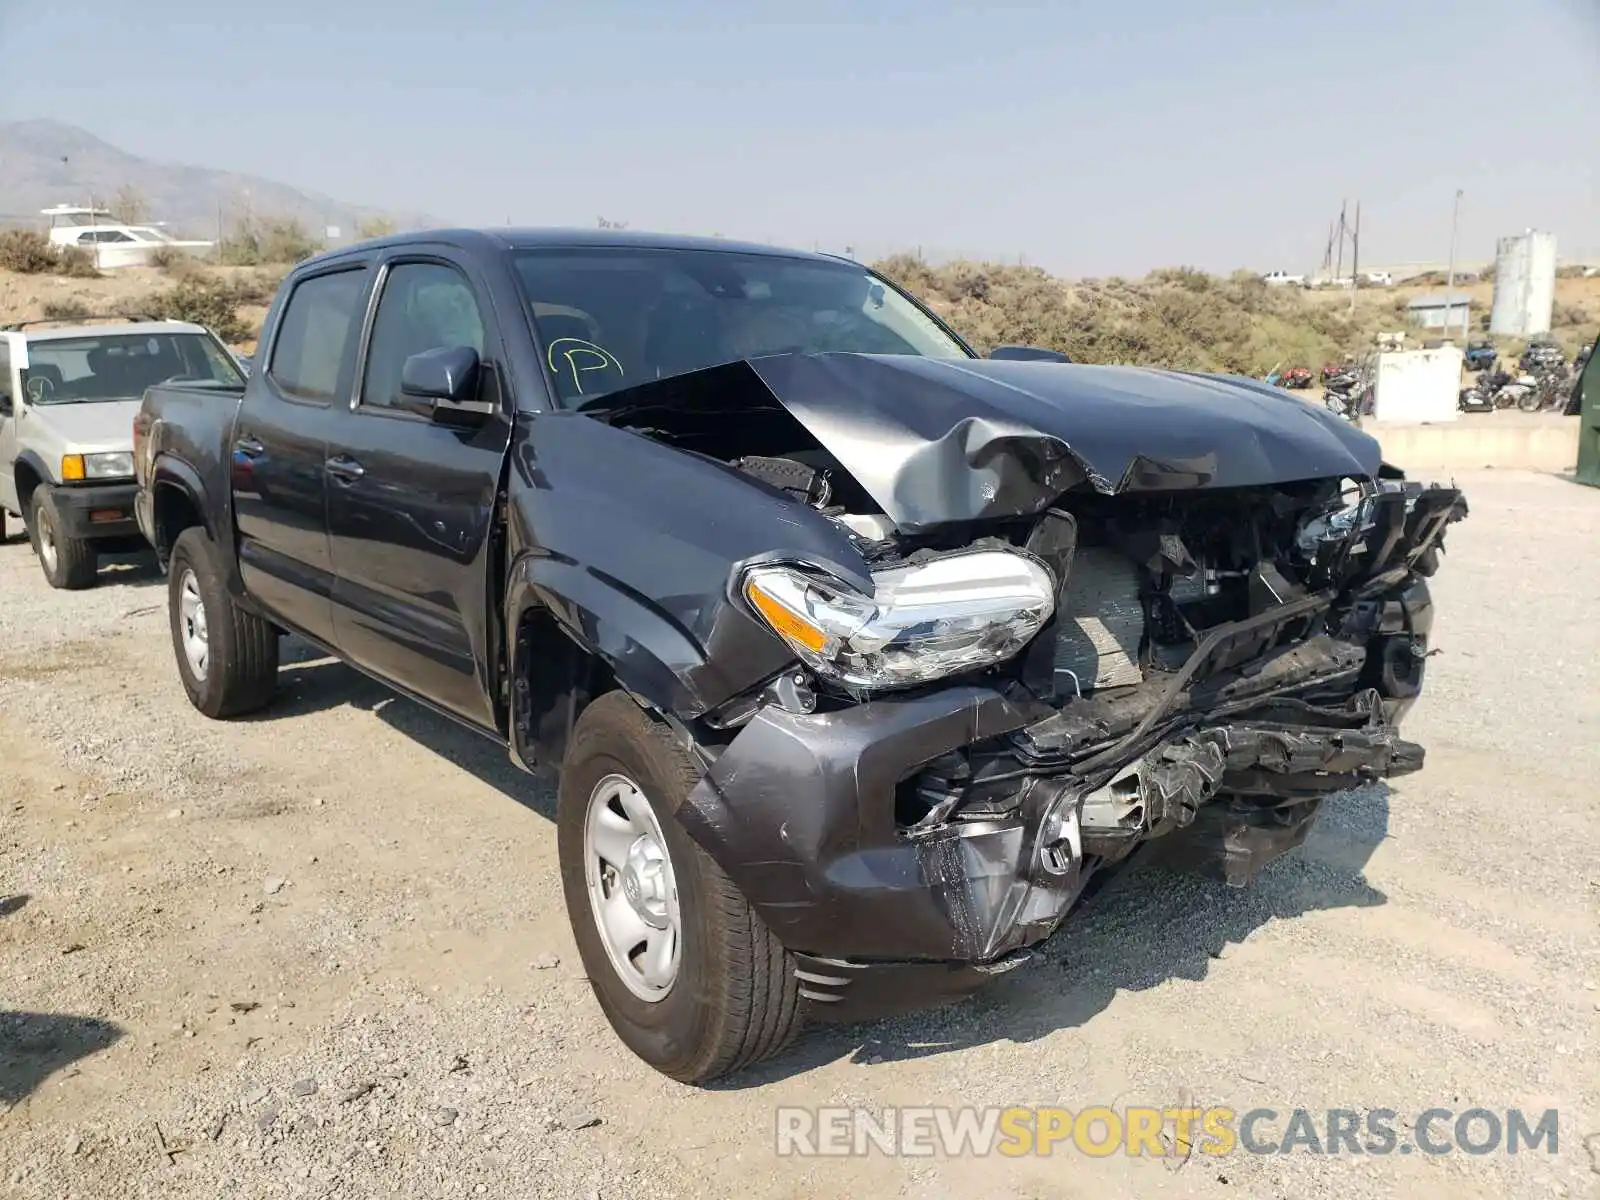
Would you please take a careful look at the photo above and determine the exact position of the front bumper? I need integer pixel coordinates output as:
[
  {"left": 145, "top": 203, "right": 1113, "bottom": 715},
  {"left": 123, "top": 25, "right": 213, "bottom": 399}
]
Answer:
[
  {"left": 679, "top": 602, "right": 1432, "bottom": 1022},
  {"left": 45, "top": 481, "right": 142, "bottom": 540}
]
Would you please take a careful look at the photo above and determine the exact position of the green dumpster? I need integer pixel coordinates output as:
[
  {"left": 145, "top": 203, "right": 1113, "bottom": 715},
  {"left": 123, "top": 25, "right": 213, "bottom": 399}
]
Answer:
[{"left": 1578, "top": 333, "right": 1600, "bottom": 488}]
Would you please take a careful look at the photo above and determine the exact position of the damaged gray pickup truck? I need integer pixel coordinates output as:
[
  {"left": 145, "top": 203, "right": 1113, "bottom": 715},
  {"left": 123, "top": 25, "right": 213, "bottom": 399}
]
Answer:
[{"left": 133, "top": 229, "right": 1467, "bottom": 1083}]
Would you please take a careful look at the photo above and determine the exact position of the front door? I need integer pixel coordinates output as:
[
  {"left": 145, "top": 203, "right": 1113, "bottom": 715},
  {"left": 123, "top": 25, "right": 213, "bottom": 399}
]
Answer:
[
  {"left": 325, "top": 255, "right": 513, "bottom": 729},
  {"left": 232, "top": 265, "right": 371, "bottom": 644}
]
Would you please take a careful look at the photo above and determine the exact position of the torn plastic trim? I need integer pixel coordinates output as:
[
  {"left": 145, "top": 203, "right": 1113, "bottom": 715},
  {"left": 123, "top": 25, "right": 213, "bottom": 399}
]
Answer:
[{"left": 675, "top": 659, "right": 1415, "bottom": 967}]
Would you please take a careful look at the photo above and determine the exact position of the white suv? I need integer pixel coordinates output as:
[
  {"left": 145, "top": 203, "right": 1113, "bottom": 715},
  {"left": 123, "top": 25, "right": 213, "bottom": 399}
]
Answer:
[{"left": 0, "top": 317, "right": 243, "bottom": 589}]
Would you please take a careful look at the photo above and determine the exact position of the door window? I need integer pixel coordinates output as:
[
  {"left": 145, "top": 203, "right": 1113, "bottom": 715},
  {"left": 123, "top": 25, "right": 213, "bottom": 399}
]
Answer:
[
  {"left": 359, "top": 263, "right": 486, "bottom": 412},
  {"left": 268, "top": 268, "right": 369, "bottom": 403}
]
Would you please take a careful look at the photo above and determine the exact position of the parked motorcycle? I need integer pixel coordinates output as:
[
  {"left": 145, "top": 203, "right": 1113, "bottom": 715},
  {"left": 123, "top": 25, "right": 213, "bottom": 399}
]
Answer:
[
  {"left": 1495, "top": 373, "right": 1538, "bottom": 410},
  {"left": 1458, "top": 384, "right": 1496, "bottom": 413},
  {"left": 1519, "top": 365, "right": 1574, "bottom": 412},
  {"left": 1323, "top": 369, "right": 1360, "bottom": 395},
  {"left": 1324, "top": 392, "right": 1359, "bottom": 422},
  {"left": 1519, "top": 341, "right": 1565, "bottom": 373}
]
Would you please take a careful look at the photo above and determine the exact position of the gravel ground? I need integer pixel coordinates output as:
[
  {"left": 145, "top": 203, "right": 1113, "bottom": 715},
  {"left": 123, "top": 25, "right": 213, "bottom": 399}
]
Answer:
[{"left": 1, "top": 469, "right": 1597, "bottom": 1200}]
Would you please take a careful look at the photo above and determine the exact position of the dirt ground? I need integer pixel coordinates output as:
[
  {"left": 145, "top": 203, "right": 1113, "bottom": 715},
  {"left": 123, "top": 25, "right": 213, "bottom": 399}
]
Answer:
[{"left": 1, "top": 470, "right": 1598, "bottom": 1200}]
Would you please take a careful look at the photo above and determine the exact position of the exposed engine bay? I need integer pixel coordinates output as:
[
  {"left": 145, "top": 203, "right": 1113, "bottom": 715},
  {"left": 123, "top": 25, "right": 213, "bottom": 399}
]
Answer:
[{"left": 581, "top": 352, "right": 1468, "bottom": 1009}]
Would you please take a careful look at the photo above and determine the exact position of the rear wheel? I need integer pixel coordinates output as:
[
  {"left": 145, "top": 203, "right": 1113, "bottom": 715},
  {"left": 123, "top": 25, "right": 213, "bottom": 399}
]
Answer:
[
  {"left": 29, "top": 490, "right": 97, "bottom": 590},
  {"left": 167, "top": 527, "right": 279, "bottom": 718},
  {"left": 557, "top": 691, "right": 803, "bottom": 1083}
]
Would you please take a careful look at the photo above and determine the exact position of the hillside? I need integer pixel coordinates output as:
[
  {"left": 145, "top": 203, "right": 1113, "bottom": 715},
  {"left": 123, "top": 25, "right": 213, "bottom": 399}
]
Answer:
[
  {"left": 0, "top": 120, "right": 435, "bottom": 240},
  {"left": 875, "top": 257, "right": 1600, "bottom": 377}
]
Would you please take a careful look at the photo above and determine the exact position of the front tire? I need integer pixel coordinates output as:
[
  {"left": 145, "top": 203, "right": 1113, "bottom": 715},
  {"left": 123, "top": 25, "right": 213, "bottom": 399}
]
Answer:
[
  {"left": 557, "top": 691, "right": 803, "bottom": 1083},
  {"left": 167, "top": 527, "right": 279, "bottom": 718},
  {"left": 29, "top": 490, "right": 97, "bottom": 590}
]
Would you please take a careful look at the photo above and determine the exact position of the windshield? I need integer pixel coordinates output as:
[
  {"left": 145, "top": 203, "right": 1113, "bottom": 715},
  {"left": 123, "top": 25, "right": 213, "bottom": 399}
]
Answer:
[
  {"left": 510, "top": 247, "right": 971, "bottom": 404},
  {"left": 21, "top": 332, "right": 244, "bottom": 405}
]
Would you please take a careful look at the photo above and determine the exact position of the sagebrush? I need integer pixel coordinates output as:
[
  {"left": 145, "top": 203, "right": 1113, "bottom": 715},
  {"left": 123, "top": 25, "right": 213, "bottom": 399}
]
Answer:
[
  {"left": 41, "top": 298, "right": 93, "bottom": 321},
  {"left": 217, "top": 216, "right": 322, "bottom": 266},
  {"left": 876, "top": 256, "right": 1424, "bottom": 376},
  {"left": 123, "top": 274, "right": 253, "bottom": 343},
  {"left": 0, "top": 230, "right": 99, "bottom": 278}
]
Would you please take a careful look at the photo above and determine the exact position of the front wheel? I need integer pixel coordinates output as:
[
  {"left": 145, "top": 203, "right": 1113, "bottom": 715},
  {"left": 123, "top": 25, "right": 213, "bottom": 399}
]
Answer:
[
  {"left": 557, "top": 692, "right": 803, "bottom": 1083},
  {"left": 29, "top": 490, "right": 97, "bottom": 590},
  {"left": 167, "top": 527, "right": 279, "bottom": 718}
]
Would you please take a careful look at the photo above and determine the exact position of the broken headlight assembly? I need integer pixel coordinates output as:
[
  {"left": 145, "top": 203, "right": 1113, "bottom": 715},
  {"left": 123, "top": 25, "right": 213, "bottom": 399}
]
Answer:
[{"left": 741, "top": 549, "right": 1055, "bottom": 691}]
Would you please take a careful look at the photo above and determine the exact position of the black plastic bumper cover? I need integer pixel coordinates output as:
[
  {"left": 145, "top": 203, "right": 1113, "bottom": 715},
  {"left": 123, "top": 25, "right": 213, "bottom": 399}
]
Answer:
[
  {"left": 47, "top": 482, "right": 141, "bottom": 539},
  {"left": 677, "top": 680, "right": 1422, "bottom": 1019}
]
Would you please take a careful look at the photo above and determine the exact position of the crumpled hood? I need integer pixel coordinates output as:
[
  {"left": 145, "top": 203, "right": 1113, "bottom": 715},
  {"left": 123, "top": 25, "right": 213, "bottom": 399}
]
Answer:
[{"left": 582, "top": 352, "right": 1385, "bottom": 533}]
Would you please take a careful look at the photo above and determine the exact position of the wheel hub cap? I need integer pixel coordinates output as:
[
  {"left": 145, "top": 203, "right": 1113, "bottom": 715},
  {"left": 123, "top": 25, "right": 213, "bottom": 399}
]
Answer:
[
  {"left": 178, "top": 569, "right": 209, "bottom": 680},
  {"left": 621, "top": 836, "right": 670, "bottom": 929},
  {"left": 583, "top": 773, "right": 681, "bottom": 1002}
]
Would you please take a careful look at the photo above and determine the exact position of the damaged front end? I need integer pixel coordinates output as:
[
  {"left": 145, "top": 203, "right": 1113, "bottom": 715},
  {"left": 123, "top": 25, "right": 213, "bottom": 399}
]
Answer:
[{"left": 577, "top": 354, "right": 1468, "bottom": 1021}]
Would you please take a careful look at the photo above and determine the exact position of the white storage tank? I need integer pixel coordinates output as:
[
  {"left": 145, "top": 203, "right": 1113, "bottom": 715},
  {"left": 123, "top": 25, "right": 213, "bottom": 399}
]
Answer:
[{"left": 1489, "top": 230, "right": 1557, "bottom": 336}]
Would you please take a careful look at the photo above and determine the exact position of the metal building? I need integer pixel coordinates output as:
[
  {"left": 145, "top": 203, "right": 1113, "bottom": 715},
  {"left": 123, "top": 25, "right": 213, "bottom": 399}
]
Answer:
[
  {"left": 1489, "top": 230, "right": 1557, "bottom": 336},
  {"left": 1406, "top": 292, "right": 1471, "bottom": 332}
]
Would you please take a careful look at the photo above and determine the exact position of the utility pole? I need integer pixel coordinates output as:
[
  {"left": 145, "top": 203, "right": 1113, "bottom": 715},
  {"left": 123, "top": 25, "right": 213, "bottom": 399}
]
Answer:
[
  {"left": 1349, "top": 201, "right": 1361, "bottom": 315},
  {"left": 1445, "top": 188, "right": 1463, "bottom": 335}
]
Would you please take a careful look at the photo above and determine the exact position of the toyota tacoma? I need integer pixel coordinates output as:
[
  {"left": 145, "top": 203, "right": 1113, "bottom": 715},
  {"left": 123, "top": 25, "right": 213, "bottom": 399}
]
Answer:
[{"left": 132, "top": 229, "right": 1467, "bottom": 1082}]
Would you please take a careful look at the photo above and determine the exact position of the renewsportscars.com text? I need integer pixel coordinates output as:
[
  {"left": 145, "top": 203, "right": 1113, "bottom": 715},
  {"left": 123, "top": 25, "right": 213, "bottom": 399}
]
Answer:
[{"left": 774, "top": 1106, "right": 1560, "bottom": 1158}]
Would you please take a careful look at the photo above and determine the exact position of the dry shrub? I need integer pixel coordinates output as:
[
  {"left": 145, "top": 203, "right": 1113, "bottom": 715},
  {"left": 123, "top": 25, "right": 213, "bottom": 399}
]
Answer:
[
  {"left": 871, "top": 257, "right": 1388, "bottom": 376},
  {"left": 218, "top": 216, "right": 322, "bottom": 266},
  {"left": 123, "top": 273, "right": 254, "bottom": 343},
  {"left": 0, "top": 230, "right": 101, "bottom": 278},
  {"left": 41, "top": 298, "right": 93, "bottom": 321}
]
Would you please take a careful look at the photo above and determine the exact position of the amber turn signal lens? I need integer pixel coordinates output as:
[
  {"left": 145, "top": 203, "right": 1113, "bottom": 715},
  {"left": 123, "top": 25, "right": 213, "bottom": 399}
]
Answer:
[
  {"left": 744, "top": 578, "right": 829, "bottom": 654},
  {"left": 60, "top": 454, "right": 85, "bottom": 481}
]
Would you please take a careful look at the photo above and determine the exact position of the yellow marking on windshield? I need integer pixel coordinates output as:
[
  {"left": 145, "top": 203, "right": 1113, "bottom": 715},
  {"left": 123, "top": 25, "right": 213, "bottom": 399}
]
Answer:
[{"left": 546, "top": 338, "right": 623, "bottom": 396}]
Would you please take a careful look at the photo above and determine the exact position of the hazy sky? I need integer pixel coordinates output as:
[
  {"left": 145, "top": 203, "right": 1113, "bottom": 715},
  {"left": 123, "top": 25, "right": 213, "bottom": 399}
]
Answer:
[{"left": 4, "top": 0, "right": 1596, "bottom": 276}]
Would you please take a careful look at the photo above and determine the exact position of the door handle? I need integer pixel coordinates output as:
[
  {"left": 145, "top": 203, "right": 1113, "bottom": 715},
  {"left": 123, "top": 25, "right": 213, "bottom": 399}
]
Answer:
[
  {"left": 234, "top": 436, "right": 265, "bottom": 458},
  {"left": 325, "top": 455, "right": 365, "bottom": 482}
]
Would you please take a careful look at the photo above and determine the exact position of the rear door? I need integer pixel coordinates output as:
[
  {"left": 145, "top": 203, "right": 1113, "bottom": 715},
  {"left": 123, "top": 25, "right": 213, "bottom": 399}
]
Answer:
[
  {"left": 232, "top": 264, "right": 372, "bottom": 644},
  {"left": 324, "top": 251, "right": 513, "bottom": 729}
]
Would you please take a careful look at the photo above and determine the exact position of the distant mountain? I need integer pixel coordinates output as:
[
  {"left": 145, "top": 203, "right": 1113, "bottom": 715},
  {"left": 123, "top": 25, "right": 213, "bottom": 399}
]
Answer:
[{"left": 0, "top": 119, "right": 438, "bottom": 239}]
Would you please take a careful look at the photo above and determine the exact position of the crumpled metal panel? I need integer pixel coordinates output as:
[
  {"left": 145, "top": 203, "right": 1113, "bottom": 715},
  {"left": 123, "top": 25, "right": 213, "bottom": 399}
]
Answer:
[{"left": 583, "top": 352, "right": 1386, "bottom": 532}]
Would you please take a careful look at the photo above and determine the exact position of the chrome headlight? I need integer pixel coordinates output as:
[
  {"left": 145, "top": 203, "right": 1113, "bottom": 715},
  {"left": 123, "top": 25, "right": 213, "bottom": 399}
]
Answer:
[
  {"left": 85, "top": 451, "right": 135, "bottom": 480},
  {"left": 61, "top": 452, "right": 135, "bottom": 481},
  {"left": 742, "top": 549, "right": 1055, "bottom": 691}
]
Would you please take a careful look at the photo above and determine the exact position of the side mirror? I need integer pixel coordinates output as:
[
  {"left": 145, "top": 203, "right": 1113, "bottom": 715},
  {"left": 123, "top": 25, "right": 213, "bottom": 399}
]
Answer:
[
  {"left": 988, "top": 345, "right": 1073, "bottom": 364},
  {"left": 399, "top": 346, "right": 493, "bottom": 424}
]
